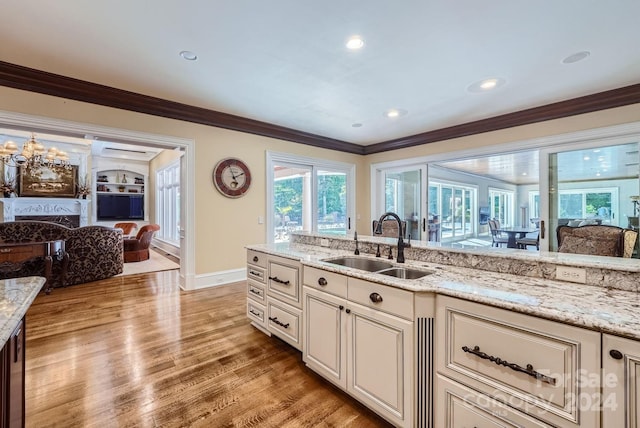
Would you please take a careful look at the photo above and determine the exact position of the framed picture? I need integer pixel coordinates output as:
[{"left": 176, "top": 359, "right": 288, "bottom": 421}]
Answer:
[{"left": 18, "top": 164, "right": 78, "bottom": 198}]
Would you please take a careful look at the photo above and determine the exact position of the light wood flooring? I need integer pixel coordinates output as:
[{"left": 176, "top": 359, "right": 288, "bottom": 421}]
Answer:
[{"left": 24, "top": 271, "right": 392, "bottom": 427}]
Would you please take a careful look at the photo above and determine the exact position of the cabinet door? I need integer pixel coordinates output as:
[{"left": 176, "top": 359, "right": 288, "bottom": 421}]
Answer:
[
  {"left": 7, "top": 318, "right": 25, "bottom": 428},
  {"left": 303, "top": 286, "right": 347, "bottom": 389},
  {"left": 347, "top": 301, "right": 413, "bottom": 428},
  {"left": 603, "top": 334, "right": 640, "bottom": 428}
]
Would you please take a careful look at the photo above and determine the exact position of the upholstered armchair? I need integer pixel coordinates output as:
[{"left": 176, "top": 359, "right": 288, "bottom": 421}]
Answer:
[
  {"left": 114, "top": 222, "right": 138, "bottom": 237},
  {"left": 123, "top": 224, "right": 160, "bottom": 262}
]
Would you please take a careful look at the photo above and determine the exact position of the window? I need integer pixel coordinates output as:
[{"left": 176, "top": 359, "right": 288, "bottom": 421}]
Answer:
[
  {"left": 429, "top": 181, "right": 477, "bottom": 242},
  {"left": 155, "top": 160, "right": 180, "bottom": 244},
  {"left": 267, "top": 152, "right": 355, "bottom": 243},
  {"left": 489, "top": 188, "right": 514, "bottom": 227}
]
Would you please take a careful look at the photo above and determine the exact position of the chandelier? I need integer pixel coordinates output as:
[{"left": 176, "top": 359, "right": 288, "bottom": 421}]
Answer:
[{"left": 0, "top": 133, "right": 71, "bottom": 169}]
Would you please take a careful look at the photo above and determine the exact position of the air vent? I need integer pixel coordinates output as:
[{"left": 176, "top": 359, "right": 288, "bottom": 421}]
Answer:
[{"left": 104, "top": 147, "right": 148, "bottom": 154}]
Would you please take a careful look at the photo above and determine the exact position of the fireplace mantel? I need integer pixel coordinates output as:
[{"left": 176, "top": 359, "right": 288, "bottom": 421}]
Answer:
[{"left": 0, "top": 197, "right": 90, "bottom": 226}]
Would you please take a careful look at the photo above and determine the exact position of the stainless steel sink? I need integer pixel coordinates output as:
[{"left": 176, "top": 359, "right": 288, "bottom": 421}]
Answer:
[
  {"left": 323, "top": 257, "right": 394, "bottom": 272},
  {"left": 376, "top": 267, "right": 434, "bottom": 279}
]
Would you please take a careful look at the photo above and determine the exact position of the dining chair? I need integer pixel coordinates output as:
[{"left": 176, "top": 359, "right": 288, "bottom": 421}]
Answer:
[
  {"left": 557, "top": 224, "right": 637, "bottom": 258},
  {"left": 372, "top": 219, "right": 407, "bottom": 238},
  {"left": 488, "top": 220, "right": 508, "bottom": 247},
  {"left": 516, "top": 231, "right": 539, "bottom": 250}
]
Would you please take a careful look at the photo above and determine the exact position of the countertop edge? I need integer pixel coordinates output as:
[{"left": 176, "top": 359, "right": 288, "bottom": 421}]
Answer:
[{"left": 0, "top": 276, "right": 46, "bottom": 344}]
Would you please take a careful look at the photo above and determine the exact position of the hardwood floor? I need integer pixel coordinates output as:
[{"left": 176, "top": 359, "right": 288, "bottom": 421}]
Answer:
[{"left": 25, "top": 271, "right": 393, "bottom": 427}]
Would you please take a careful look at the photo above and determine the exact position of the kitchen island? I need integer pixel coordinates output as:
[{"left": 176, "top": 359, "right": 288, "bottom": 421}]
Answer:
[
  {"left": 247, "top": 232, "right": 640, "bottom": 428},
  {"left": 0, "top": 276, "right": 45, "bottom": 428}
]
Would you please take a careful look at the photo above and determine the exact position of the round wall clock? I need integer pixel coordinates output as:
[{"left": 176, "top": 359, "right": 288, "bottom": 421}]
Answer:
[{"left": 212, "top": 157, "right": 252, "bottom": 198}]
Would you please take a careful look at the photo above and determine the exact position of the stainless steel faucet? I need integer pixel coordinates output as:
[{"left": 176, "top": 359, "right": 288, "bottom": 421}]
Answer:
[{"left": 374, "top": 211, "right": 405, "bottom": 263}]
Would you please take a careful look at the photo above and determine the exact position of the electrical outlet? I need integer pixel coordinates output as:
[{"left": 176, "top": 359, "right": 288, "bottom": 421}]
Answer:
[
  {"left": 320, "top": 238, "right": 330, "bottom": 247},
  {"left": 555, "top": 266, "right": 586, "bottom": 284},
  {"left": 258, "top": 216, "right": 264, "bottom": 224}
]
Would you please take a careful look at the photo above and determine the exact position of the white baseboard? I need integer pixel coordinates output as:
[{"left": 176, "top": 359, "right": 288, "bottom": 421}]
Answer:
[{"left": 192, "top": 268, "right": 246, "bottom": 290}]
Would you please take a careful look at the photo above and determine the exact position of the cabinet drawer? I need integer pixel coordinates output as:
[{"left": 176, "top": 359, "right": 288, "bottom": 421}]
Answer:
[
  {"left": 268, "top": 260, "right": 300, "bottom": 307},
  {"left": 247, "top": 300, "right": 266, "bottom": 328},
  {"left": 436, "top": 374, "right": 552, "bottom": 428},
  {"left": 247, "top": 281, "right": 266, "bottom": 304},
  {"left": 247, "top": 265, "right": 266, "bottom": 284},
  {"left": 436, "top": 295, "right": 600, "bottom": 428},
  {"left": 247, "top": 250, "right": 267, "bottom": 268},
  {"left": 303, "top": 266, "right": 347, "bottom": 298},
  {"left": 348, "top": 277, "right": 413, "bottom": 320},
  {"left": 267, "top": 300, "right": 302, "bottom": 351}
]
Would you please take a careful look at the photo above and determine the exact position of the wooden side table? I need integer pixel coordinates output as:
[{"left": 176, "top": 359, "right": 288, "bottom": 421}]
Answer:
[{"left": 0, "top": 240, "right": 68, "bottom": 294}]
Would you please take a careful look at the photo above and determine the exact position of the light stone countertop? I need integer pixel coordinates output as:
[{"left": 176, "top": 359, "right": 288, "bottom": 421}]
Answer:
[
  {"left": 0, "top": 277, "right": 45, "bottom": 344},
  {"left": 247, "top": 242, "right": 640, "bottom": 341}
]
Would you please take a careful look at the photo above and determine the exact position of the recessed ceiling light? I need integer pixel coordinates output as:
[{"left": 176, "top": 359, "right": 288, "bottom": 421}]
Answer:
[
  {"left": 384, "top": 108, "right": 408, "bottom": 118},
  {"left": 522, "top": 172, "right": 528, "bottom": 176},
  {"left": 583, "top": 156, "right": 590, "bottom": 161},
  {"left": 179, "top": 50, "right": 198, "bottom": 61},
  {"left": 345, "top": 36, "right": 365, "bottom": 50},
  {"left": 467, "top": 78, "right": 506, "bottom": 93},
  {"left": 562, "top": 51, "right": 590, "bottom": 64}
]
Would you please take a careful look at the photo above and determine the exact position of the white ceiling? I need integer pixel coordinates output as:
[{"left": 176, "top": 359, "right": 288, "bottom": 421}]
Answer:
[{"left": 1, "top": 1, "right": 639, "bottom": 146}]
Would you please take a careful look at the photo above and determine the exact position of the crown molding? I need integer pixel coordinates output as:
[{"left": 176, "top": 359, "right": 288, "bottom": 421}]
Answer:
[
  {"left": 364, "top": 83, "right": 640, "bottom": 154},
  {"left": 0, "top": 61, "right": 638, "bottom": 156},
  {"left": 0, "top": 61, "right": 364, "bottom": 155}
]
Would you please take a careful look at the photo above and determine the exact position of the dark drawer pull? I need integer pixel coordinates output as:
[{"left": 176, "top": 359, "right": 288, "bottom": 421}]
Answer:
[
  {"left": 462, "top": 345, "right": 556, "bottom": 386},
  {"left": 268, "top": 316, "right": 290, "bottom": 329},
  {"left": 369, "top": 292, "right": 383, "bottom": 303},
  {"left": 268, "top": 276, "right": 290, "bottom": 285},
  {"left": 249, "top": 270, "right": 262, "bottom": 277},
  {"left": 249, "top": 309, "right": 261, "bottom": 317},
  {"left": 249, "top": 288, "right": 262, "bottom": 295},
  {"left": 318, "top": 277, "right": 328, "bottom": 286},
  {"left": 253, "top": 256, "right": 259, "bottom": 262}
]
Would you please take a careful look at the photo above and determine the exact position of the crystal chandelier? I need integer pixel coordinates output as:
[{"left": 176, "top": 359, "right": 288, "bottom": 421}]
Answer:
[{"left": 0, "top": 133, "right": 71, "bottom": 169}]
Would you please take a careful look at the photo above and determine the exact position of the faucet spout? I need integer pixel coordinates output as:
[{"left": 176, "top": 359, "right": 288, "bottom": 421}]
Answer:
[{"left": 374, "top": 211, "right": 405, "bottom": 263}]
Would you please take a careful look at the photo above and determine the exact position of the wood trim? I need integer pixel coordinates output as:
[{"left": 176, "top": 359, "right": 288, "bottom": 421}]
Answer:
[
  {"left": 364, "top": 83, "right": 640, "bottom": 154},
  {"left": 1, "top": 61, "right": 638, "bottom": 155}
]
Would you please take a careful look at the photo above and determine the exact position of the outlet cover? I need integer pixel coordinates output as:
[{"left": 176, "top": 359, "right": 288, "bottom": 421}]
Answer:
[{"left": 555, "top": 266, "right": 586, "bottom": 284}]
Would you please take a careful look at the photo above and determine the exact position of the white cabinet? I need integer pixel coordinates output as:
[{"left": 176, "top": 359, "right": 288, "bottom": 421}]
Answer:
[
  {"left": 246, "top": 250, "right": 302, "bottom": 350},
  {"left": 602, "top": 334, "right": 640, "bottom": 427},
  {"left": 436, "top": 295, "right": 601, "bottom": 428},
  {"left": 303, "top": 286, "right": 347, "bottom": 389},
  {"left": 302, "top": 267, "right": 414, "bottom": 428},
  {"left": 347, "top": 300, "right": 413, "bottom": 428}
]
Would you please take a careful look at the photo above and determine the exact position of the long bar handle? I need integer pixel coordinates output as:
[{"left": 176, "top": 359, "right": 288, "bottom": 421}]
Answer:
[
  {"left": 268, "top": 276, "right": 290, "bottom": 285},
  {"left": 462, "top": 345, "right": 556, "bottom": 385}
]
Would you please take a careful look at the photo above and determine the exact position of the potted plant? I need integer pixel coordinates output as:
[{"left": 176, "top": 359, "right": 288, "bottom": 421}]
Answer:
[{"left": 0, "top": 173, "right": 16, "bottom": 198}]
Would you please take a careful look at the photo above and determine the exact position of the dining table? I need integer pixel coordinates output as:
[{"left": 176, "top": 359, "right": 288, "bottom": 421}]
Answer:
[{"left": 496, "top": 227, "right": 539, "bottom": 249}]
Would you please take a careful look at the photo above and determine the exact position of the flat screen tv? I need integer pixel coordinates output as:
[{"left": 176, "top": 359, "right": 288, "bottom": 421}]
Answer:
[{"left": 97, "top": 194, "right": 144, "bottom": 220}]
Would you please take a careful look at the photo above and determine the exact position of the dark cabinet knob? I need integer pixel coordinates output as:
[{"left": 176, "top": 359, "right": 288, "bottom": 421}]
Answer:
[
  {"left": 253, "top": 256, "right": 259, "bottom": 262},
  {"left": 339, "top": 305, "right": 344, "bottom": 311},
  {"left": 610, "top": 349, "right": 623, "bottom": 360},
  {"left": 318, "top": 277, "right": 328, "bottom": 286},
  {"left": 369, "top": 292, "right": 383, "bottom": 303},
  {"left": 345, "top": 308, "right": 351, "bottom": 314}
]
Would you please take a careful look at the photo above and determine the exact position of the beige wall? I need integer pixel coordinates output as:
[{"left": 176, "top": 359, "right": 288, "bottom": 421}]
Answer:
[
  {"left": 0, "top": 86, "right": 365, "bottom": 276},
  {"left": 1, "top": 86, "right": 638, "bottom": 276},
  {"left": 149, "top": 149, "right": 182, "bottom": 225}
]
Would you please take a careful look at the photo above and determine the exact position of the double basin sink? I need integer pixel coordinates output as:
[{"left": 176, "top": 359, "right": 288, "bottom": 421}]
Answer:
[{"left": 322, "top": 256, "right": 433, "bottom": 280}]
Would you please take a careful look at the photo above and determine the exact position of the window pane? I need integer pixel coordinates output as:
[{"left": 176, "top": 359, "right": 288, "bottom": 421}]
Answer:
[
  {"left": 273, "top": 164, "right": 311, "bottom": 242},
  {"left": 317, "top": 170, "right": 347, "bottom": 235}
]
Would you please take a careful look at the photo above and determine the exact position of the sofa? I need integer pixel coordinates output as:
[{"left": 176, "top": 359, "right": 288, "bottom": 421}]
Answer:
[
  {"left": 556, "top": 224, "right": 637, "bottom": 258},
  {"left": 0, "top": 221, "right": 124, "bottom": 287}
]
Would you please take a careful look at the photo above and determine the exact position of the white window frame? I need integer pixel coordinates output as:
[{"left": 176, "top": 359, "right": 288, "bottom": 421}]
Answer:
[
  {"left": 155, "top": 159, "right": 180, "bottom": 245},
  {"left": 488, "top": 187, "right": 515, "bottom": 227},
  {"left": 266, "top": 151, "right": 356, "bottom": 244}
]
